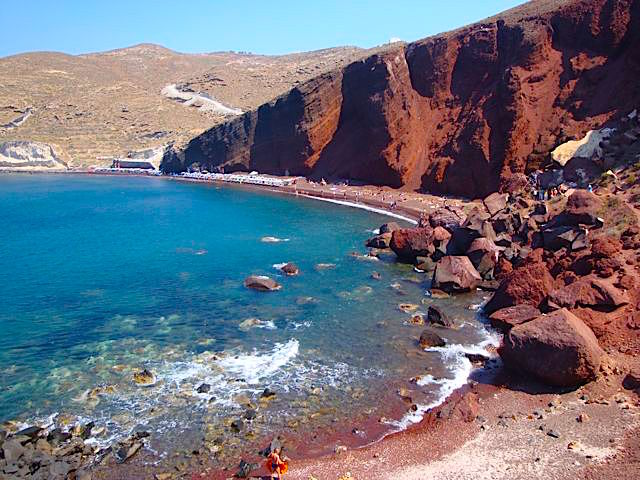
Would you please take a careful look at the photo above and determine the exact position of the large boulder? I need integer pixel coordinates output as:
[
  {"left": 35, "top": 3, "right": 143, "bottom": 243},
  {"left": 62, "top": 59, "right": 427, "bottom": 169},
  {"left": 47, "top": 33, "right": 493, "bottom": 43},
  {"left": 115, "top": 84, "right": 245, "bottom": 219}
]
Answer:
[
  {"left": 390, "top": 227, "right": 434, "bottom": 261},
  {"left": 547, "top": 277, "right": 629, "bottom": 311},
  {"left": 483, "top": 192, "right": 509, "bottom": 217},
  {"left": 489, "top": 304, "right": 541, "bottom": 332},
  {"left": 485, "top": 255, "right": 555, "bottom": 314},
  {"left": 548, "top": 190, "right": 602, "bottom": 228},
  {"left": 467, "top": 238, "right": 500, "bottom": 279},
  {"left": 379, "top": 222, "right": 401, "bottom": 234},
  {"left": 501, "top": 308, "right": 605, "bottom": 387},
  {"left": 428, "top": 208, "right": 465, "bottom": 232},
  {"left": 244, "top": 275, "right": 282, "bottom": 292},
  {"left": 419, "top": 330, "right": 446, "bottom": 349},
  {"left": 366, "top": 232, "right": 392, "bottom": 249},
  {"left": 432, "top": 256, "right": 482, "bottom": 293}
]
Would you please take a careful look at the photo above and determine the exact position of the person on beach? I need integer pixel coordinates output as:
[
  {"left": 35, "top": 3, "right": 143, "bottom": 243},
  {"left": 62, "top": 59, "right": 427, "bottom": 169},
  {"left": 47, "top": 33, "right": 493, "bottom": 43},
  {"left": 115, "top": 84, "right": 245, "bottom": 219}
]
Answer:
[{"left": 265, "top": 447, "right": 289, "bottom": 479}]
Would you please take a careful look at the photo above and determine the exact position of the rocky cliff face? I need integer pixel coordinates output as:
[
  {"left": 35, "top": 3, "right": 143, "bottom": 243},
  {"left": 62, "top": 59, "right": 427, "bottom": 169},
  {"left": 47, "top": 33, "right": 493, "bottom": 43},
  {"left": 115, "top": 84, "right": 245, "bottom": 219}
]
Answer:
[{"left": 162, "top": 0, "right": 640, "bottom": 198}]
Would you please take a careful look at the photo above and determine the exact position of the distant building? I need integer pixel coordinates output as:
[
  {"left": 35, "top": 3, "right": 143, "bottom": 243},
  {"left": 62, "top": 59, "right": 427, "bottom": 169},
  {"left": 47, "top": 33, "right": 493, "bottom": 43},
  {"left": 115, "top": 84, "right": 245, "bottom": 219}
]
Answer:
[{"left": 112, "top": 159, "right": 156, "bottom": 170}]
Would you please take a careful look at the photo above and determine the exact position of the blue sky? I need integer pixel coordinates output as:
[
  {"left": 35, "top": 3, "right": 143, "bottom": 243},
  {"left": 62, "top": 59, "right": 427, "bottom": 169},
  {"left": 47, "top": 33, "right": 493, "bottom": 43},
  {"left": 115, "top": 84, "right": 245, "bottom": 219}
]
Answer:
[{"left": 1, "top": 1, "right": 527, "bottom": 57}]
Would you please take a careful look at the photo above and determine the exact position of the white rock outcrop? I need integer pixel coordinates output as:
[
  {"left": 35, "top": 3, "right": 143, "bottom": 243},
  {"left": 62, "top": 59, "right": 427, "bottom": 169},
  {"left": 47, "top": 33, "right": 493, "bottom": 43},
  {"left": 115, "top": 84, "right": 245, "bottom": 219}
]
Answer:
[
  {"left": 551, "top": 128, "right": 614, "bottom": 166},
  {"left": 161, "top": 84, "right": 243, "bottom": 116},
  {"left": 0, "top": 141, "right": 68, "bottom": 170}
]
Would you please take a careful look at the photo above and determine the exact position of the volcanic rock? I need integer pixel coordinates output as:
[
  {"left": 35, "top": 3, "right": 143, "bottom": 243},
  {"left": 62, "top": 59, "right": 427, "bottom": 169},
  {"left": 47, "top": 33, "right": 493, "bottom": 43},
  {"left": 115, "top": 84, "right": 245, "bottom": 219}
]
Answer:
[
  {"left": 547, "top": 277, "right": 629, "bottom": 311},
  {"left": 132, "top": 369, "right": 157, "bottom": 386},
  {"left": 366, "top": 232, "right": 392, "bottom": 249},
  {"left": 427, "top": 305, "right": 453, "bottom": 328},
  {"left": 485, "top": 257, "right": 555, "bottom": 314},
  {"left": 419, "top": 330, "right": 446, "bottom": 349},
  {"left": 244, "top": 275, "right": 282, "bottom": 291},
  {"left": 162, "top": 1, "right": 640, "bottom": 199},
  {"left": 390, "top": 227, "right": 435, "bottom": 261},
  {"left": 432, "top": 256, "right": 482, "bottom": 293},
  {"left": 280, "top": 262, "right": 299, "bottom": 276},
  {"left": 489, "top": 304, "right": 541, "bottom": 332},
  {"left": 501, "top": 308, "right": 605, "bottom": 387},
  {"left": 483, "top": 192, "right": 509, "bottom": 217},
  {"left": 548, "top": 190, "right": 602, "bottom": 228},
  {"left": 428, "top": 208, "right": 465, "bottom": 231},
  {"left": 379, "top": 222, "right": 400, "bottom": 234}
]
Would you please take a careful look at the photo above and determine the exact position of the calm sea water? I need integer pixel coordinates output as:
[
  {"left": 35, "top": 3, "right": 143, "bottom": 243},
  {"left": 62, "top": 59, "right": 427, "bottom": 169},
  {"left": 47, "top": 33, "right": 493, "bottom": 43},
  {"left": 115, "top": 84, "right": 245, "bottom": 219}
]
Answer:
[{"left": 0, "top": 174, "right": 495, "bottom": 463}]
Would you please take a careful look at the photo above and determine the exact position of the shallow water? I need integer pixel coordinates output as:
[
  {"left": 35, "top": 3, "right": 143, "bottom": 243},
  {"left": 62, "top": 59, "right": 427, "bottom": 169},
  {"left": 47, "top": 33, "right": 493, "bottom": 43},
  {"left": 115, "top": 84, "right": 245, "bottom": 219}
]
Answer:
[{"left": 0, "top": 174, "right": 495, "bottom": 463}]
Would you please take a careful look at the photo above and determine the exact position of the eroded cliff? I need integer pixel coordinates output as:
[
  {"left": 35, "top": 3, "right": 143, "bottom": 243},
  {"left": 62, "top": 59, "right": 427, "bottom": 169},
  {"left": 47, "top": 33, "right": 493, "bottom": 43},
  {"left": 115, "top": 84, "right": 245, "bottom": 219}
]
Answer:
[{"left": 162, "top": 0, "right": 640, "bottom": 198}]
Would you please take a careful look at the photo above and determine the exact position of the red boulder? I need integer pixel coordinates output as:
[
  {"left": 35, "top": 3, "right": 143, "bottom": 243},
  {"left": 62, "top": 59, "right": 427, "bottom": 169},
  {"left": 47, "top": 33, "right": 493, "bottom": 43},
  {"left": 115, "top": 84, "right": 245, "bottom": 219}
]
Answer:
[{"left": 501, "top": 308, "right": 605, "bottom": 387}]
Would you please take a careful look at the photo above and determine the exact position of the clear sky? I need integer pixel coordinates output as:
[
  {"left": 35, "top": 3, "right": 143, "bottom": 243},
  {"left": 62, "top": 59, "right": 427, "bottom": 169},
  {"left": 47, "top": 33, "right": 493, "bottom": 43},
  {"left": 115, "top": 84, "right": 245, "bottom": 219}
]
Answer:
[{"left": 1, "top": 0, "right": 527, "bottom": 58}]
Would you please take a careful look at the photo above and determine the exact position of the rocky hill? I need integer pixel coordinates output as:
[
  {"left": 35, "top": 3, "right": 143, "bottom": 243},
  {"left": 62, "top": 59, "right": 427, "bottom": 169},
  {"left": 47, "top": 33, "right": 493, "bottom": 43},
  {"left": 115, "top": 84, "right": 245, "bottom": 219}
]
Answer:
[
  {"left": 0, "top": 44, "right": 363, "bottom": 168},
  {"left": 163, "top": 0, "right": 640, "bottom": 198}
]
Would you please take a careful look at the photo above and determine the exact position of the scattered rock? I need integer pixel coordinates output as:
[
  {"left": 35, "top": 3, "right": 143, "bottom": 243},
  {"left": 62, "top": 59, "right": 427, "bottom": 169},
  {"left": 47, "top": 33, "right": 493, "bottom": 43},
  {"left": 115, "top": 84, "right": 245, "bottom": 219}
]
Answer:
[
  {"left": 196, "top": 383, "right": 211, "bottom": 394},
  {"left": 132, "top": 369, "right": 157, "bottom": 386},
  {"left": 483, "top": 192, "right": 509, "bottom": 216},
  {"left": 280, "top": 262, "right": 299, "bottom": 276},
  {"left": 113, "top": 441, "right": 142, "bottom": 463},
  {"left": 398, "top": 303, "right": 419, "bottom": 313},
  {"left": 379, "top": 222, "right": 400, "bottom": 234},
  {"left": 244, "top": 275, "right": 281, "bottom": 292},
  {"left": 235, "top": 459, "right": 256, "bottom": 478},
  {"left": 547, "top": 430, "right": 561, "bottom": 439},
  {"left": 419, "top": 330, "right": 446, "bottom": 348},
  {"left": 427, "top": 305, "right": 453, "bottom": 327}
]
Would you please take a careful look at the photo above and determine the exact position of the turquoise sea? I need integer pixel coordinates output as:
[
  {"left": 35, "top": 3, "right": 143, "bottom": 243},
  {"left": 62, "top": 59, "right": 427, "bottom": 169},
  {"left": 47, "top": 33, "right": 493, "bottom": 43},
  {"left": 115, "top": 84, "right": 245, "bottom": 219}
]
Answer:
[{"left": 0, "top": 174, "right": 496, "bottom": 463}]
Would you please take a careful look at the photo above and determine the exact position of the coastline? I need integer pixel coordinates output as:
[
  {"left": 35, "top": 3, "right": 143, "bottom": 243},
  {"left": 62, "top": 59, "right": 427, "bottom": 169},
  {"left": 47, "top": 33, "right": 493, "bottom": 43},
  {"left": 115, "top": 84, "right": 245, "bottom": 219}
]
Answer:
[{"left": 3, "top": 170, "right": 638, "bottom": 480}]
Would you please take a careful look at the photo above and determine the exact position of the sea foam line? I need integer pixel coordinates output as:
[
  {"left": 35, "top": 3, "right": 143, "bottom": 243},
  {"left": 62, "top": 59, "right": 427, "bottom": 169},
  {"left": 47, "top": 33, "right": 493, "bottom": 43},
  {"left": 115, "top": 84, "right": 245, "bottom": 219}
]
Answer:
[
  {"left": 388, "top": 329, "right": 500, "bottom": 430},
  {"left": 299, "top": 195, "right": 418, "bottom": 224}
]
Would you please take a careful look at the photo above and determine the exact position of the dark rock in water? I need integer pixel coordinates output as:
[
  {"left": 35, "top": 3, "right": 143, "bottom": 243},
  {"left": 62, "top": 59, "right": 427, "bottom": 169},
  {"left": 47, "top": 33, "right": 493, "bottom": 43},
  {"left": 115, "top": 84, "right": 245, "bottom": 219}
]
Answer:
[
  {"left": 16, "top": 425, "right": 42, "bottom": 440},
  {"left": 196, "top": 383, "right": 211, "bottom": 394},
  {"left": 419, "top": 330, "right": 446, "bottom": 348},
  {"left": 281, "top": 262, "right": 300, "bottom": 276},
  {"left": 231, "top": 419, "right": 244, "bottom": 433},
  {"left": 235, "top": 459, "right": 256, "bottom": 478},
  {"left": 415, "top": 256, "right": 436, "bottom": 272},
  {"left": 244, "top": 275, "right": 282, "bottom": 292},
  {"left": 133, "top": 368, "right": 157, "bottom": 386},
  {"left": 483, "top": 192, "right": 509, "bottom": 217},
  {"left": 427, "top": 305, "right": 453, "bottom": 327},
  {"left": 379, "top": 222, "right": 400, "bottom": 234},
  {"left": 390, "top": 227, "right": 435, "bottom": 261},
  {"left": 489, "top": 305, "right": 541, "bottom": 332},
  {"left": 47, "top": 428, "right": 72, "bottom": 446},
  {"left": 501, "top": 308, "right": 604, "bottom": 387},
  {"left": 432, "top": 256, "right": 482, "bottom": 293},
  {"left": 366, "top": 232, "right": 392, "bottom": 249},
  {"left": 371, "top": 271, "right": 382, "bottom": 280},
  {"left": 113, "top": 441, "right": 142, "bottom": 464},
  {"left": 260, "top": 387, "right": 277, "bottom": 399},
  {"left": 479, "top": 279, "right": 501, "bottom": 291},
  {"left": 3, "top": 439, "right": 25, "bottom": 463}
]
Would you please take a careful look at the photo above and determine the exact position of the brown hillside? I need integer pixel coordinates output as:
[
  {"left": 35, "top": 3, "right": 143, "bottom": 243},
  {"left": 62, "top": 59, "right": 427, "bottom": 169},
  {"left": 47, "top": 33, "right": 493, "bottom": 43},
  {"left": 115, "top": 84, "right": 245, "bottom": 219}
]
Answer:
[{"left": 0, "top": 44, "right": 363, "bottom": 167}]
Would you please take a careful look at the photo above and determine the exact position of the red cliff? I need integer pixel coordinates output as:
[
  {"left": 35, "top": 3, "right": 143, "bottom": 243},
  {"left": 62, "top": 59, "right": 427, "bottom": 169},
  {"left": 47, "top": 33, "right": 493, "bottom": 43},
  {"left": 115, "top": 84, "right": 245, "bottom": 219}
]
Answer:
[{"left": 162, "top": 0, "right": 640, "bottom": 198}]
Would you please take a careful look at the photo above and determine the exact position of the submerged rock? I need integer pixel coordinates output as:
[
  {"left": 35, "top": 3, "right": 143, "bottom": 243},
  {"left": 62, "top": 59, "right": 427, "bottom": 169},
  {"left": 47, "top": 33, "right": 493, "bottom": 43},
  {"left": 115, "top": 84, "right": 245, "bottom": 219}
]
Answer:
[
  {"left": 427, "top": 305, "right": 453, "bottom": 328},
  {"left": 132, "top": 369, "right": 157, "bottom": 386},
  {"left": 244, "top": 275, "right": 282, "bottom": 292},
  {"left": 419, "top": 330, "right": 446, "bottom": 348}
]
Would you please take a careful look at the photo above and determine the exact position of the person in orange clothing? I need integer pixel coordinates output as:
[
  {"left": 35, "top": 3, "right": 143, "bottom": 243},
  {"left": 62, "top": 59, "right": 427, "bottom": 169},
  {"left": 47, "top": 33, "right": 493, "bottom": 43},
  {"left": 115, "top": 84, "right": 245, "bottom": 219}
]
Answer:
[{"left": 265, "top": 446, "right": 289, "bottom": 479}]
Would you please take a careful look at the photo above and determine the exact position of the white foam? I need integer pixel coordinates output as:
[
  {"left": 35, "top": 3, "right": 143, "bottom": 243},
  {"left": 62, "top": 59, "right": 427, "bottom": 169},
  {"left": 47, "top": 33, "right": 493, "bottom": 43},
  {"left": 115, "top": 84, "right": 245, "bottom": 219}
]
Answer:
[
  {"left": 216, "top": 339, "right": 299, "bottom": 384},
  {"left": 261, "top": 236, "right": 290, "bottom": 243},
  {"left": 299, "top": 195, "right": 418, "bottom": 224},
  {"left": 272, "top": 262, "right": 288, "bottom": 270},
  {"left": 389, "top": 329, "right": 501, "bottom": 430}
]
